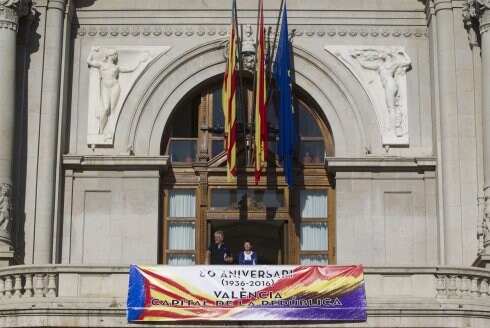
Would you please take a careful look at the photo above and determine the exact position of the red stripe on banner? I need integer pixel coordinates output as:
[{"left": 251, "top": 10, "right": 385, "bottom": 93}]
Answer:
[{"left": 139, "top": 267, "right": 216, "bottom": 304}]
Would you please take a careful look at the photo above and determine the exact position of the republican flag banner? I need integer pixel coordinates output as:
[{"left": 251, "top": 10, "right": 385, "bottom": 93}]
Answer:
[
  {"left": 254, "top": 0, "right": 268, "bottom": 185},
  {"left": 222, "top": 0, "right": 237, "bottom": 180},
  {"left": 127, "top": 265, "right": 367, "bottom": 321},
  {"left": 273, "top": 2, "right": 297, "bottom": 189}
]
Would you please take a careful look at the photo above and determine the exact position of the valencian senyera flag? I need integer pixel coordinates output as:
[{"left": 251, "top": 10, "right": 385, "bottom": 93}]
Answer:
[
  {"left": 127, "top": 265, "right": 367, "bottom": 321},
  {"left": 222, "top": 0, "right": 237, "bottom": 180},
  {"left": 254, "top": 0, "right": 267, "bottom": 185},
  {"left": 273, "top": 1, "right": 297, "bottom": 190}
]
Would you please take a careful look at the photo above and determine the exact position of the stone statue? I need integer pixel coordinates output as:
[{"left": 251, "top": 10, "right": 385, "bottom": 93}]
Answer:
[
  {"left": 241, "top": 24, "right": 256, "bottom": 71},
  {"left": 242, "top": 24, "right": 255, "bottom": 53},
  {"left": 483, "top": 200, "right": 490, "bottom": 246},
  {"left": 0, "top": 184, "right": 12, "bottom": 234},
  {"left": 87, "top": 48, "right": 147, "bottom": 134},
  {"left": 352, "top": 48, "right": 412, "bottom": 137}
]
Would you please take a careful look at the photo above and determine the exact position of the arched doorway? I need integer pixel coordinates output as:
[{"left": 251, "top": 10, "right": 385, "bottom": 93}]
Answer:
[{"left": 160, "top": 80, "right": 335, "bottom": 265}]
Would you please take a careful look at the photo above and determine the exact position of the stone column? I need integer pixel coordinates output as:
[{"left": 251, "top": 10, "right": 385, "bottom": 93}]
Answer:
[
  {"left": 33, "top": 0, "right": 66, "bottom": 264},
  {"left": 433, "top": 0, "right": 463, "bottom": 264},
  {"left": 468, "top": 1, "right": 490, "bottom": 264},
  {"left": 0, "top": 0, "right": 31, "bottom": 266}
]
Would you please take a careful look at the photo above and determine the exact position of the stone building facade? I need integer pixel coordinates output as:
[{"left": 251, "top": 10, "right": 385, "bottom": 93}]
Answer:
[{"left": 0, "top": 0, "right": 490, "bottom": 327}]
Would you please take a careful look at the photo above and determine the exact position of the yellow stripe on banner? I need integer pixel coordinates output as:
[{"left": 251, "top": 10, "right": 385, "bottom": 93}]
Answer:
[{"left": 141, "top": 271, "right": 217, "bottom": 303}]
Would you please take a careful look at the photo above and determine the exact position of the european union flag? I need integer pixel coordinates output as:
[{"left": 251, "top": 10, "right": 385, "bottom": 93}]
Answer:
[{"left": 273, "top": 2, "right": 297, "bottom": 189}]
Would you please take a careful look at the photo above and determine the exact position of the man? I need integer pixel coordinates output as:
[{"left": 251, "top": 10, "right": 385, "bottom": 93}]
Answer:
[{"left": 205, "top": 230, "right": 233, "bottom": 265}]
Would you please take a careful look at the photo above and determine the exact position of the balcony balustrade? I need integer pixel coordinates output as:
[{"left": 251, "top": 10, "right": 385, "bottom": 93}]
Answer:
[{"left": 0, "top": 265, "right": 489, "bottom": 327}]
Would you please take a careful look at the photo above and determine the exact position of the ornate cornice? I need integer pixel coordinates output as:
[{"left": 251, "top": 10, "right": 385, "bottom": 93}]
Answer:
[
  {"left": 75, "top": 24, "right": 428, "bottom": 39},
  {"left": 0, "top": 0, "right": 31, "bottom": 31}
]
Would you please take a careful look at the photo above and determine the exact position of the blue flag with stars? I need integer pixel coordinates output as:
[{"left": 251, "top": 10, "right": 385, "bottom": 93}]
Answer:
[{"left": 273, "top": 2, "right": 297, "bottom": 189}]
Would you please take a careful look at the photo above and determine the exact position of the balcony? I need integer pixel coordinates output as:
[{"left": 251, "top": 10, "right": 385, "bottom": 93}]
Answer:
[{"left": 0, "top": 265, "right": 489, "bottom": 327}]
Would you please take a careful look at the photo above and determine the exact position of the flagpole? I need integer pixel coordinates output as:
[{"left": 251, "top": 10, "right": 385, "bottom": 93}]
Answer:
[
  {"left": 249, "top": 0, "right": 262, "bottom": 166},
  {"left": 234, "top": 1, "right": 248, "bottom": 166},
  {"left": 268, "top": 0, "right": 284, "bottom": 89}
]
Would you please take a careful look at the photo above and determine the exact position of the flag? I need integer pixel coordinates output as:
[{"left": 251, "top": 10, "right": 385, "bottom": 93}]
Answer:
[
  {"left": 222, "top": 0, "right": 237, "bottom": 180},
  {"left": 273, "top": 2, "right": 297, "bottom": 189},
  {"left": 254, "top": 0, "right": 267, "bottom": 185}
]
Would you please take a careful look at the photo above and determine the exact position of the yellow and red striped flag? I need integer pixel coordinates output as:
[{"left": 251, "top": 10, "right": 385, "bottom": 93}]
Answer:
[
  {"left": 254, "top": 0, "right": 267, "bottom": 185},
  {"left": 222, "top": 0, "right": 237, "bottom": 180}
]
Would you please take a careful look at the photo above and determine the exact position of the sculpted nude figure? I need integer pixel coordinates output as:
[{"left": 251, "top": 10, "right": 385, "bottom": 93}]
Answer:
[
  {"left": 352, "top": 48, "right": 411, "bottom": 136},
  {"left": 87, "top": 48, "right": 147, "bottom": 134}
]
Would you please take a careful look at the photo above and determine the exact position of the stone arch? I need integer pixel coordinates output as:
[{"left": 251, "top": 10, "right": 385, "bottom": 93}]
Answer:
[{"left": 114, "top": 39, "right": 380, "bottom": 157}]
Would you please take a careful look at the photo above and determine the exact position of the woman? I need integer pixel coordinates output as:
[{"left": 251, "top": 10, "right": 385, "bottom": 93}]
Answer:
[{"left": 239, "top": 240, "right": 257, "bottom": 265}]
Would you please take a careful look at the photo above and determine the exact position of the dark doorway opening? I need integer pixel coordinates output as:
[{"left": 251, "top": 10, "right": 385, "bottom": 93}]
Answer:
[{"left": 209, "top": 220, "right": 286, "bottom": 265}]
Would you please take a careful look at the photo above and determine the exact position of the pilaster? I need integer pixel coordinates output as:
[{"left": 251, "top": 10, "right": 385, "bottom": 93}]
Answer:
[
  {"left": 464, "top": 0, "right": 490, "bottom": 266},
  {"left": 33, "top": 0, "right": 67, "bottom": 264},
  {"left": 0, "top": 0, "right": 32, "bottom": 266},
  {"left": 433, "top": 0, "right": 464, "bottom": 265}
]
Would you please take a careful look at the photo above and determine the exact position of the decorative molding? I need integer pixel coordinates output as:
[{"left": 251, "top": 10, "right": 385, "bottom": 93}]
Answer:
[
  {"left": 206, "top": 212, "right": 289, "bottom": 220},
  {"left": 463, "top": 0, "right": 490, "bottom": 38},
  {"left": 86, "top": 46, "right": 171, "bottom": 146},
  {"left": 326, "top": 45, "right": 412, "bottom": 146},
  {"left": 0, "top": 0, "right": 30, "bottom": 31},
  {"left": 76, "top": 25, "right": 428, "bottom": 39}
]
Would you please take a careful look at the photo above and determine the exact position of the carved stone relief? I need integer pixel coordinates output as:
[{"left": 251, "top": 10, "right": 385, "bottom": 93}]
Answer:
[
  {"left": 241, "top": 24, "right": 256, "bottom": 72},
  {"left": 0, "top": 183, "right": 13, "bottom": 238},
  {"left": 325, "top": 46, "right": 412, "bottom": 145},
  {"left": 228, "top": 193, "right": 265, "bottom": 210},
  {"left": 86, "top": 46, "right": 171, "bottom": 145}
]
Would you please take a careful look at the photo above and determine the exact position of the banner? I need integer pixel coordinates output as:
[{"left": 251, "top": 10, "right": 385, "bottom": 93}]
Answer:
[{"left": 127, "top": 265, "right": 367, "bottom": 321}]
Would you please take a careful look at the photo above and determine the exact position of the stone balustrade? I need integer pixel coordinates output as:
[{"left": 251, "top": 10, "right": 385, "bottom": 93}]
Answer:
[
  {"left": 0, "top": 265, "right": 488, "bottom": 300},
  {"left": 0, "top": 265, "right": 129, "bottom": 300},
  {"left": 0, "top": 265, "right": 489, "bottom": 327},
  {"left": 434, "top": 268, "right": 490, "bottom": 298}
]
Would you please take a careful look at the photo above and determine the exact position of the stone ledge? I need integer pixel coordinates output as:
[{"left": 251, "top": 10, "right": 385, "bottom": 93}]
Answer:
[
  {"left": 326, "top": 157, "right": 436, "bottom": 173},
  {"left": 62, "top": 155, "right": 170, "bottom": 171},
  {"left": 1, "top": 297, "right": 490, "bottom": 327}
]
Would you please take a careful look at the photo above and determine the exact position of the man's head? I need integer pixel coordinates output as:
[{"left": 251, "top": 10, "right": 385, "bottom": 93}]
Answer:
[{"left": 214, "top": 230, "right": 224, "bottom": 245}]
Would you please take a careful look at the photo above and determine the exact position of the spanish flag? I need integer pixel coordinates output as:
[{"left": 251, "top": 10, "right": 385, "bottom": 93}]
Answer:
[
  {"left": 222, "top": 0, "right": 237, "bottom": 180},
  {"left": 254, "top": 0, "right": 267, "bottom": 185}
]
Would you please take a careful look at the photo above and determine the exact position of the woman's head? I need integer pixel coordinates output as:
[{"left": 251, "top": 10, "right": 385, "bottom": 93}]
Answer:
[{"left": 243, "top": 240, "right": 252, "bottom": 251}]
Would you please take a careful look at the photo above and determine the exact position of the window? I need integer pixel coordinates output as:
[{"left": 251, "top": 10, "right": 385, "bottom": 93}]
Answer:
[
  {"left": 165, "top": 190, "right": 196, "bottom": 265},
  {"left": 210, "top": 189, "right": 285, "bottom": 209},
  {"left": 163, "top": 82, "right": 332, "bottom": 168},
  {"left": 167, "top": 97, "right": 199, "bottom": 163},
  {"left": 299, "top": 190, "right": 329, "bottom": 265}
]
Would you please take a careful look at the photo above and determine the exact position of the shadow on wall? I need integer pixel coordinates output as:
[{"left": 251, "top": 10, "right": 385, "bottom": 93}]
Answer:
[{"left": 75, "top": 0, "right": 97, "bottom": 8}]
